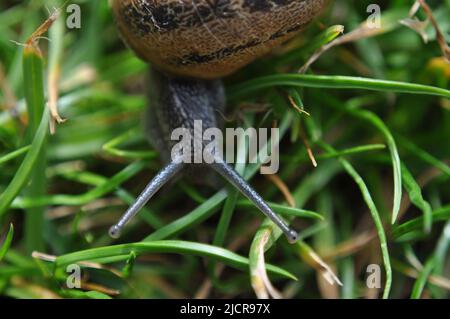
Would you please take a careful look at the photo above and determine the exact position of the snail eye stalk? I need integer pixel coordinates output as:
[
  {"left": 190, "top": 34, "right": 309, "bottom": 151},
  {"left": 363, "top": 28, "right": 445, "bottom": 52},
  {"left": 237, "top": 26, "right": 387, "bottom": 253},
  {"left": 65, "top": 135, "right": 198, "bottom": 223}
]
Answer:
[
  {"left": 109, "top": 161, "right": 184, "bottom": 238},
  {"left": 109, "top": 158, "right": 298, "bottom": 243},
  {"left": 211, "top": 159, "right": 298, "bottom": 243}
]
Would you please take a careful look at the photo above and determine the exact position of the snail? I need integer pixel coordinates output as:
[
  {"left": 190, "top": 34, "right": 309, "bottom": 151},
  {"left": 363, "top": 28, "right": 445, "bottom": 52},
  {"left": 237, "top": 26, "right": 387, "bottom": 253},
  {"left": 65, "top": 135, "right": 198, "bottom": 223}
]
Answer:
[{"left": 109, "top": 0, "right": 328, "bottom": 243}]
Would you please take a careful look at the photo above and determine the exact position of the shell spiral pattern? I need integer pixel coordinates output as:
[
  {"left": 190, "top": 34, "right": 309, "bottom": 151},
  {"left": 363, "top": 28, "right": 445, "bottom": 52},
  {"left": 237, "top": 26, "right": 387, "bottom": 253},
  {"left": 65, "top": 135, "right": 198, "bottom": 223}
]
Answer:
[{"left": 112, "top": 0, "right": 327, "bottom": 79}]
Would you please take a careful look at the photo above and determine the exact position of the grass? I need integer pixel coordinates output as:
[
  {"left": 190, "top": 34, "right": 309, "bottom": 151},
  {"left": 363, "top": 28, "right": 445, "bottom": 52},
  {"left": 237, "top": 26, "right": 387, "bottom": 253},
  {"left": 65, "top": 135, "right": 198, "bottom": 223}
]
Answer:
[{"left": 0, "top": 0, "right": 449, "bottom": 299}]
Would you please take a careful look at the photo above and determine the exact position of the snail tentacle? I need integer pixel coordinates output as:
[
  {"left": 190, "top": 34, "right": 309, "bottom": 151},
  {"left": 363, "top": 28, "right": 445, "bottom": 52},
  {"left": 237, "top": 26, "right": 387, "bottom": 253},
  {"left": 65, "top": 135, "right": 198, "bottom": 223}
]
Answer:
[
  {"left": 109, "top": 160, "right": 185, "bottom": 238},
  {"left": 211, "top": 157, "right": 298, "bottom": 243}
]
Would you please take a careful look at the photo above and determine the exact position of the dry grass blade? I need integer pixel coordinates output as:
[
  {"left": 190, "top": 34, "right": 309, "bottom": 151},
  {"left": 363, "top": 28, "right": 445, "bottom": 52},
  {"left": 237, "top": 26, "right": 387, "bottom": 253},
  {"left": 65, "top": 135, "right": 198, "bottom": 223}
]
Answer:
[
  {"left": 417, "top": 0, "right": 450, "bottom": 61},
  {"left": 298, "top": 20, "right": 388, "bottom": 73},
  {"left": 31, "top": 251, "right": 123, "bottom": 278},
  {"left": 265, "top": 174, "right": 296, "bottom": 208},
  {"left": 251, "top": 231, "right": 283, "bottom": 299},
  {"left": 299, "top": 122, "right": 318, "bottom": 167},
  {"left": 298, "top": 241, "right": 343, "bottom": 287},
  {"left": 48, "top": 8, "right": 66, "bottom": 134},
  {"left": 25, "top": 8, "right": 60, "bottom": 50}
]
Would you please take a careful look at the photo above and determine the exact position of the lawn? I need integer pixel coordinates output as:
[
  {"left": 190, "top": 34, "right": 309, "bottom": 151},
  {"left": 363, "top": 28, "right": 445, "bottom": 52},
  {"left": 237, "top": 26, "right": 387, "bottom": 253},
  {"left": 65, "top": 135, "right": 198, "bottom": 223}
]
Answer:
[{"left": 0, "top": 0, "right": 449, "bottom": 299}]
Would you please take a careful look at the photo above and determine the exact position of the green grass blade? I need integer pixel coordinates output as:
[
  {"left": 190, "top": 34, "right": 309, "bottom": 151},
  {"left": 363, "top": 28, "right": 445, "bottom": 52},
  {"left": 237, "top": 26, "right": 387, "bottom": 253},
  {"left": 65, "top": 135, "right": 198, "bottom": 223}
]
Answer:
[
  {"left": 23, "top": 41, "right": 48, "bottom": 253},
  {"left": 319, "top": 96, "right": 403, "bottom": 225},
  {"left": 316, "top": 144, "right": 386, "bottom": 160},
  {"left": 55, "top": 241, "right": 297, "bottom": 280},
  {"left": 433, "top": 221, "right": 450, "bottom": 276},
  {"left": 411, "top": 258, "right": 435, "bottom": 299},
  {"left": 397, "top": 136, "right": 450, "bottom": 178},
  {"left": 11, "top": 161, "right": 146, "bottom": 208},
  {"left": 0, "top": 223, "right": 14, "bottom": 261},
  {"left": 60, "top": 290, "right": 113, "bottom": 299},
  {"left": 0, "top": 146, "right": 31, "bottom": 166},
  {"left": 347, "top": 111, "right": 402, "bottom": 225},
  {"left": 229, "top": 74, "right": 450, "bottom": 100},
  {"left": 0, "top": 111, "right": 49, "bottom": 218},
  {"left": 209, "top": 133, "right": 248, "bottom": 286},
  {"left": 102, "top": 128, "right": 158, "bottom": 160},
  {"left": 393, "top": 205, "right": 450, "bottom": 240},
  {"left": 401, "top": 164, "right": 433, "bottom": 233},
  {"left": 320, "top": 142, "right": 392, "bottom": 299},
  {"left": 144, "top": 191, "right": 227, "bottom": 241},
  {"left": 236, "top": 200, "right": 323, "bottom": 220}
]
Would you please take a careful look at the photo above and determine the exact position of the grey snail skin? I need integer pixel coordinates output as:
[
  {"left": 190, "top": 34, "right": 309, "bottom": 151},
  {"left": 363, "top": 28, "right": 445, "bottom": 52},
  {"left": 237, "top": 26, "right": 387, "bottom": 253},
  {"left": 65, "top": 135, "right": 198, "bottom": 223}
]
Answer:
[{"left": 109, "top": 0, "right": 328, "bottom": 243}]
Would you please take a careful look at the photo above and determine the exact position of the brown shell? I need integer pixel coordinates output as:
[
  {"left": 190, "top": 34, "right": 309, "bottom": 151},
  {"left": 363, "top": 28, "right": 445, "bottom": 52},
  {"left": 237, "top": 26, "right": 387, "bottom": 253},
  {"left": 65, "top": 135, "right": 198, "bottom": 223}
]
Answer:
[{"left": 113, "top": 0, "right": 327, "bottom": 79}]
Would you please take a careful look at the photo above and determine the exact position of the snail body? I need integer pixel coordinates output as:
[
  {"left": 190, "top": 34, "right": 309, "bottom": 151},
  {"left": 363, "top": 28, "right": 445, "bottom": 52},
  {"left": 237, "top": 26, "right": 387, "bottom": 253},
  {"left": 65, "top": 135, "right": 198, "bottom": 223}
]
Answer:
[{"left": 109, "top": 0, "right": 327, "bottom": 242}]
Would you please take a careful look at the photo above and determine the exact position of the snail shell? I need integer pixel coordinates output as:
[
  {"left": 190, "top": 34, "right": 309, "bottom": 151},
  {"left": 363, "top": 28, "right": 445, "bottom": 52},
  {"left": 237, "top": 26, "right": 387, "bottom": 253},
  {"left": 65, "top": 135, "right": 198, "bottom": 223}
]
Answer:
[{"left": 112, "top": 0, "right": 327, "bottom": 79}]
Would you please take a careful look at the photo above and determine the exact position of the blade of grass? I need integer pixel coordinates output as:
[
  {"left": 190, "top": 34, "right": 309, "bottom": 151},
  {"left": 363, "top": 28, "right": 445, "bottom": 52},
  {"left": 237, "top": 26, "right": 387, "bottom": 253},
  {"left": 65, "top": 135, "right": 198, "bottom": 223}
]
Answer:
[
  {"left": 250, "top": 227, "right": 282, "bottom": 298},
  {"left": 213, "top": 125, "right": 248, "bottom": 248},
  {"left": 254, "top": 161, "right": 342, "bottom": 250},
  {"left": 319, "top": 142, "right": 392, "bottom": 299},
  {"left": 23, "top": 35, "right": 48, "bottom": 253},
  {"left": 0, "top": 223, "right": 14, "bottom": 261},
  {"left": 411, "top": 257, "right": 436, "bottom": 299},
  {"left": 286, "top": 143, "right": 386, "bottom": 163},
  {"left": 144, "top": 191, "right": 227, "bottom": 242},
  {"left": 401, "top": 164, "right": 433, "bottom": 233},
  {"left": 208, "top": 130, "right": 248, "bottom": 288},
  {"left": 317, "top": 144, "right": 386, "bottom": 160},
  {"left": 392, "top": 205, "right": 450, "bottom": 240},
  {"left": 431, "top": 220, "right": 450, "bottom": 297},
  {"left": 60, "top": 290, "right": 112, "bottom": 299},
  {"left": 11, "top": 161, "right": 146, "bottom": 208},
  {"left": 236, "top": 200, "right": 323, "bottom": 220},
  {"left": 348, "top": 111, "right": 401, "bottom": 225},
  {"left": 0, "top": 111, "right": 49, "bottom": 218},
  {"left": 276, "top": 25, "right": 345, "bottom": 68},
  {"left": 297, "top": 240, "right": 342, "bottom": 287},
  {"left": 434, "top": 220, "right": 450, "bottom": 276},
  {"left": 47, "top": 2, "right": 64, "bottom": 133},
  {"left": 409, "top": 218, "right": 450, "bottom": 299},
  {"left": 228, "top": 74, "right": 450, "bottom": 100},
  {"left": 57, "top": 171, "right": 164, "bottom": 228},
  {"left": 102, "top": 128, "right": 158, "bottom": 160},
  {"left": 248, "top": 161, "right": 341, "bottom": 297},
  {"left": 207, "top": 189, "right": 239, "bottom": 288},
  {"left": 319, "top": 94, "right": 402, "bottom": 224},
  {"left": 55, "top": 241, "right": 297, "bottom": 280},
  {"left": 0, "top": 146, "right": 31, "bottom": 166},
  {"left": 397, "top": 135, "right": 450, "bottom": 178},
  {"left": 411, "top": 258, "right": 435, "bottom": 299},
  {"left": 54, "top": 167, "right": 164, "bottom": 229}
]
